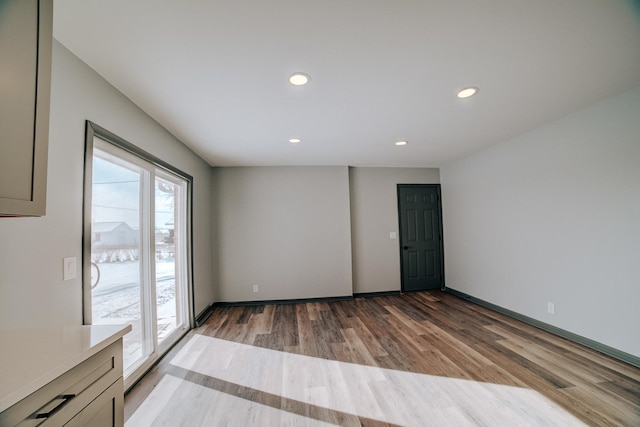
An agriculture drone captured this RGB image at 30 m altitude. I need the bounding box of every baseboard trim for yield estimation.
[195,304,215,326]
[353,290,402,298]
[214,295,354,307]
[446,288,640,369]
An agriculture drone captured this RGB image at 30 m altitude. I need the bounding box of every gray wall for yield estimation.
[440,87,640,358]
[0,41,215,327]
[212,166,353,301]
[349,167,440,293]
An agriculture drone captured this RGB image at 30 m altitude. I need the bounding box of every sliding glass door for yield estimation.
[84,123,192,388]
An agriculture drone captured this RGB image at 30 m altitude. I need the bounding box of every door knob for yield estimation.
[403,246,409,250]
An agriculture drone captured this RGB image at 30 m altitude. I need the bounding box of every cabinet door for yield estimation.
[64,379,124,427]
[0,0,52,216]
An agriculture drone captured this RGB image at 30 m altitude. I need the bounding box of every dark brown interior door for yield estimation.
[398,184,444,292]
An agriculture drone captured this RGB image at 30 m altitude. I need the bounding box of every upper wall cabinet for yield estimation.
[0,0,53,216]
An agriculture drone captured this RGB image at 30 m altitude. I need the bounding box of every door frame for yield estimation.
[396,184,446,293]
[82,121,195,389]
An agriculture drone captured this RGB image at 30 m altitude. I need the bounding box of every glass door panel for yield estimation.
[155,172,189,348]
[90,148,151,375]
[155,175,177,344]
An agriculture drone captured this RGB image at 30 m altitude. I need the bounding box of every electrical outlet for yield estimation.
[253,285,259,293]
[547,302,555,315]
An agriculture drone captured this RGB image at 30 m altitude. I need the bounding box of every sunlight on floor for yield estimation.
[127,375,340,426]
[127,333,587,426]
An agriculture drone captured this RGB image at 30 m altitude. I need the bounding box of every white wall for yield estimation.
[441,87,640,358]
[349,167,440,293]
[0,41,214,327]
[212,166,353,302]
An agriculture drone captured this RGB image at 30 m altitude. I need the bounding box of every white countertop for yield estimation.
[0,324,131,412]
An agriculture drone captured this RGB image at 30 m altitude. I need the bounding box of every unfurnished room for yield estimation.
[1,0,639,426]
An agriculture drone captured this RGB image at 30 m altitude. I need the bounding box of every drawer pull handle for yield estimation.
[35,394,76,419]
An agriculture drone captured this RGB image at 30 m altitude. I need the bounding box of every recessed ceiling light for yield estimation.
[395,141,408,146]
[289,73,310,86]
[457,87,479,99]
[289,138,301,144]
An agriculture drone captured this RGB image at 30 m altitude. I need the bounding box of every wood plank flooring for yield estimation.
[125,292,640,426]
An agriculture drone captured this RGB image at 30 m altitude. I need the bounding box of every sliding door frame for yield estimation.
[82,121,195,365]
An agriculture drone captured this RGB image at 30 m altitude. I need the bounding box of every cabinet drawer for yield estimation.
[64,378,123,427]
[0,340,122,427]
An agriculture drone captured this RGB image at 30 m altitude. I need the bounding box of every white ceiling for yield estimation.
[53,0,640,167]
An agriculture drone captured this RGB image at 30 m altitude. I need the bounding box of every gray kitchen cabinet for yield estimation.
[0,339,125,427]
[0,0,53,216]
[0,325,131,427]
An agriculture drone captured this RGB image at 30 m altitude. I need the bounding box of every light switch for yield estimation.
[390,232,397,240]
[63,257,77,281]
